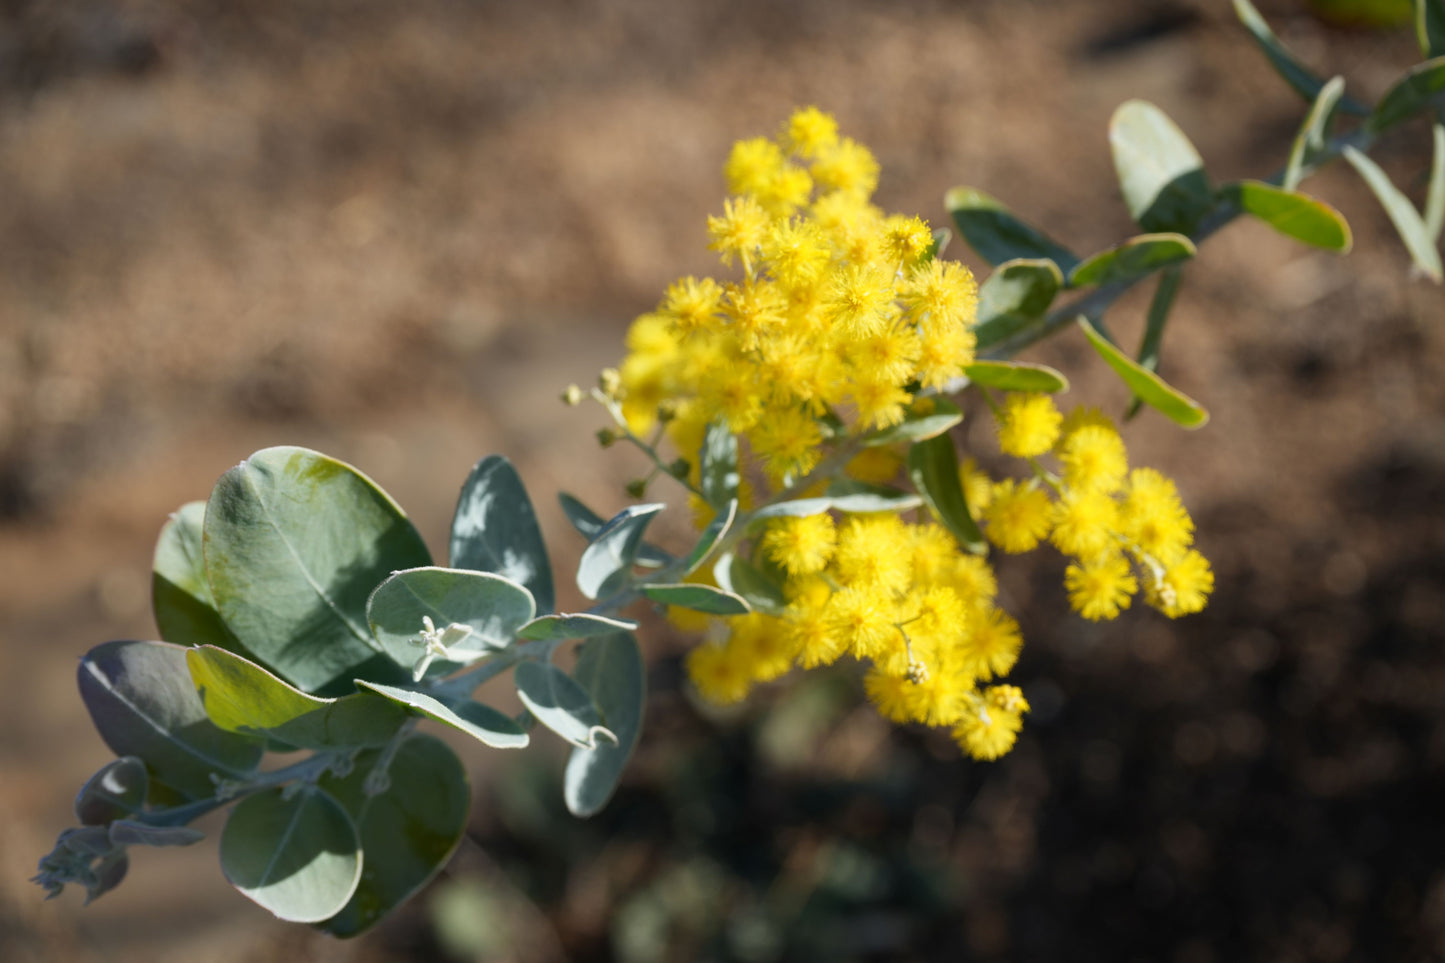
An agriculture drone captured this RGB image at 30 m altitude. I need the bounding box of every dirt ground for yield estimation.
[1,1,1442,960]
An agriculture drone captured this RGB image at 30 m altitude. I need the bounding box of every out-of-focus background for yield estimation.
[1,0,1442,960]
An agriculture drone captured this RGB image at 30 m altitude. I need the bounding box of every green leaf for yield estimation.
[972,258,1064,350]
[700,419,739,509]
[317,734,470,938]
[641,583,750,615]
[1342,146,1444,282]
[1069,233,1196,287]
[1426,124,1445,242]
[944,187,1079,272]
[681,498,737,576]
[367,567,536,672]
[1109,101,1213,235]
[576,504,666,600]
[1420,0,1445,57]
[187,645,410,750]
[514,661,615,750]
[565,632,645,817]
[1233,0,1369,114]
[152,502,247,655]
[962,361,1070,394]
[74,758,148,826]
[450,456,554,615]
[356,680,528,749]
[713,553,788,615]
[1368,57,1445,136]
[517,612,639,643]
[558,493,671,567]
[863,398,964,446]
[220,787,361,924]
[202,447,430,695]
[1224,180,1352,252]
[1285,76,1346,191]
[907,435,987,555]
[77,640,263,801]
[1078,316,1210,428]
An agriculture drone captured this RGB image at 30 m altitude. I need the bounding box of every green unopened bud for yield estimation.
[625,478,648,499]
[657,399,679,423]
[596,428,618,448]
[599,368,623,399]
[668,458,691,479]
[561,384,585,406]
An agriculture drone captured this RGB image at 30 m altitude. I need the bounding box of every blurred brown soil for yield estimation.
[0,1,1441,961]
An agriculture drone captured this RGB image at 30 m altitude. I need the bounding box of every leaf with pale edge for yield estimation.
[450,455,554,614]
[1078,317,1209,428]
[565,632,645,817]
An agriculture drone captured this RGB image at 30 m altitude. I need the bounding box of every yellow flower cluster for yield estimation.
[604,109,1212,764]
[978,395,1214,621]
[617,107,979,489]
[687,510,1030,760]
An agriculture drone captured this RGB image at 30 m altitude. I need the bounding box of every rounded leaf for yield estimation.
[514,661,615,749]
[356,680,529,749]
[152,502,247,654]
[450,456,554,615]
[187,645,410,750]
[640,584,750,615]
[945,187,1079,272]
[517,612,639,643]
[565,632,645,817]
[78,640,263,801]
[576,504,666,600]
[74,757,149,826]
[1109,101,1212,235]
[1078,316,1209,428]
[367,567,537,669]
[203,446,430,695]
[1223,181,1351,253]
[963,361,1069,394]
[317,734,470,938]
[1069,233,1196,287]
[220,787,362,923]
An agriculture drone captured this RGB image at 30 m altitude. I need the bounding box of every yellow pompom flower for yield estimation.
[914,319,976,390]
[946,554,998,606]
[908,525,960,586]
[783,106,840,158]
[982,479,1053,553]
[725,137,785,198]
[851,377,913,430]
[661,276,724,336]
[1148,549,1214,617]
[811,136,880,197]
[1064,554,1138,621]
[761,513,837,576]
[854,320,922,387]
[707,196,770,268]
[1059,424,1128,494]
[900,259,979,329]
[761,218,831,291]
[751,406,825,483]
[827,585,898,661]
[864,667,917,724]
[728,614,799,683]
[1121,468,1195,562]
[686,641,752,705]
[1050,489,1120,560]
[960,605,1022,680]
[882,215,934,267]
[825,262,893,337]
[756,164,814,216]
[834,514,913,594]
[954,685,1029,761]
[996,392,1063,458]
